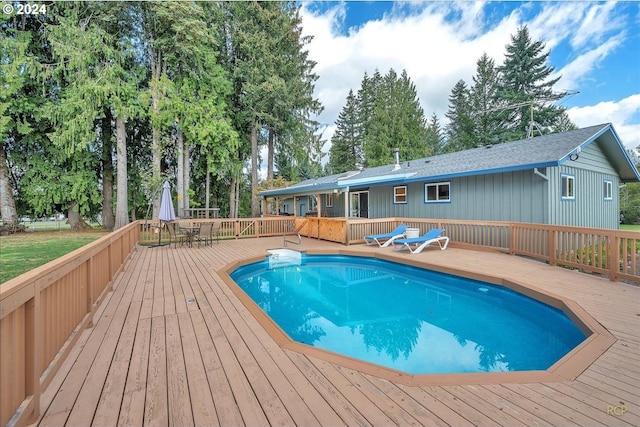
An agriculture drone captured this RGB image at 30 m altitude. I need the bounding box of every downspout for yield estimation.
[533,168,550,225]
[534,168,549,181]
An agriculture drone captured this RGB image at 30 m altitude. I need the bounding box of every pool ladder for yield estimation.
[284,221,302,247]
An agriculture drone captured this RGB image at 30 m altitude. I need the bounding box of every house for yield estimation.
[260,124,640,229]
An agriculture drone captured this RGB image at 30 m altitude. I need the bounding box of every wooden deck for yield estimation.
[31,237,639,427]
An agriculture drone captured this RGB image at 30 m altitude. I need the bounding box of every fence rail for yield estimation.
[0,222,139,427]
[346,218,639,283]
[1,216,639,425]
[139,217,297,244]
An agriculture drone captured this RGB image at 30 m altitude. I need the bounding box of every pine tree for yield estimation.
[425,113,444,155]
[357,70,382,162]
[469,53,504,146]
[43,2,142,229]
[444,80,475,152]
[497,25,565,140]
[364,69,428,166]
[329,90,363,173]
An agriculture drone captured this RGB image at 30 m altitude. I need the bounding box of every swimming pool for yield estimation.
[230,253,587,375]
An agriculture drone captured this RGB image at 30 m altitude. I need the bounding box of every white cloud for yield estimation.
[552,34,624,91]
[568,94,640,150]
[300,1,637,154]
[301,2,522,143]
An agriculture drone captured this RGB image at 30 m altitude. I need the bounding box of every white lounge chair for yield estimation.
[364,225,409,247]
[392,228,449,254]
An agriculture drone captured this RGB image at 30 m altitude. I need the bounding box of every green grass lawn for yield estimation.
[0,230,107,284]
[620,224,640,231]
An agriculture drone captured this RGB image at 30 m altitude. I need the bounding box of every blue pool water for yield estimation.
[230,255,586,374]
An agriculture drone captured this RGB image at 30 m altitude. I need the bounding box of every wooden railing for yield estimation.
[0,222,139,427]
[3,217,636,425]
[139,217,297,244]
[347,218,640,283]
[295,217,347,244]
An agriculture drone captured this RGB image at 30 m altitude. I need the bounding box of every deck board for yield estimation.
[31,237,640,427]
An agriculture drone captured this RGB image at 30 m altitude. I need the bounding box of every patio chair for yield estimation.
[392,228,449,254]
[364,225,408,247]
[195,222,221,246]
[165,221,187,247]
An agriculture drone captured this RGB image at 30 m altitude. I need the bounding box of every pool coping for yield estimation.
[218,248,617,386]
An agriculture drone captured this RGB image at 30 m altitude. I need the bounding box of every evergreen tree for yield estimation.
[364,69,428,166]
[0,13,34,226]
[328,90,363,173]
[42,2,143,229]
[357,70,381,163]
[469,53,504,146]
[497,25,565,140]
[425,113,444,155]
[444,80,475,152]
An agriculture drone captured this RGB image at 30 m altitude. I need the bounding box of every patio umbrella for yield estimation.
[152,180,175,247]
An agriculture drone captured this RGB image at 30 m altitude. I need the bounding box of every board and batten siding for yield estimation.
[369,169,548,223]
[548,141,619,229]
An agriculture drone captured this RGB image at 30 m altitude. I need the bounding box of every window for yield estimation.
[425,182,450,203]
[394,186,407,204]
[561,174,575,199]
[604,180,613,200]
[326,194,334,207]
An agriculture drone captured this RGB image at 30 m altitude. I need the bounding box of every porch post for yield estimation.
[344,188,350,244]
[317,194,322,218]
[293,196,297,217]
[344,188,349,219]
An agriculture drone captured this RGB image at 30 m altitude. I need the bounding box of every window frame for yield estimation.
[393,186,408,204]
[561,174,575,200]
[326,193,334,207]
[603,180,613,201]
[424,182,451,203]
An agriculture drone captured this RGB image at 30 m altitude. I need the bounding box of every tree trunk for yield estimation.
[251,120,260,217]
[229,175,237,218]
[267,128,274,180]
[114,116,129,230]
[177,126,185,217]
[0,146,18,226]
[150,48,164,219]
[151,111,162,218]
[183,137,190,216]
[205,162,210,217]
[67,200,91,231]
[101,109,115,230]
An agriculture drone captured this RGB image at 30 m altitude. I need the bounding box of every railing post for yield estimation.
[86,257,95,328]
[610,233,620,282]
[25,290,41,424]
[548,228,556,266]
[509,223,515,255]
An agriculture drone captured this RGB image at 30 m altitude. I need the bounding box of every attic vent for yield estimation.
[485,145,492,149]
[425,160,430,164]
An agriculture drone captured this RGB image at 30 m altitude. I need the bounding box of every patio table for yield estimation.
[179,225,200,248]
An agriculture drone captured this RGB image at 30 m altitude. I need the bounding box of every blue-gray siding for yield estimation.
[274,136,623,229]
[548,142,619,228]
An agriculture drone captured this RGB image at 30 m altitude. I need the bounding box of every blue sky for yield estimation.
[299,1,640,154]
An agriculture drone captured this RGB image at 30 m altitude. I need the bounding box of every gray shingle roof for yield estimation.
[261,123,639,197]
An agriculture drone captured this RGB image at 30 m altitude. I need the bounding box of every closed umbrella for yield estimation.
[152,181,175,247]
[159,181,176,222]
